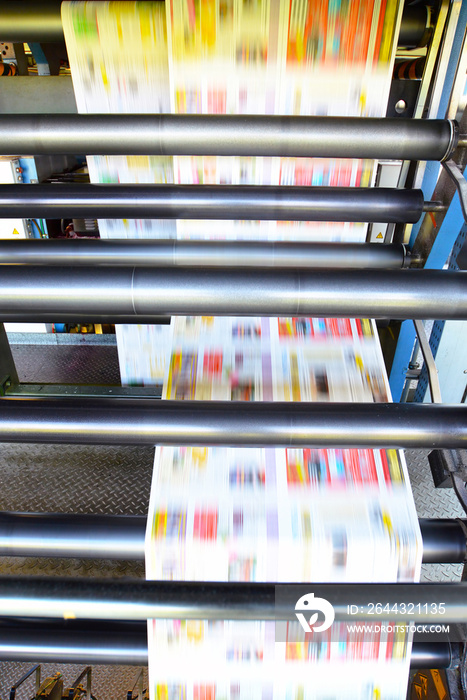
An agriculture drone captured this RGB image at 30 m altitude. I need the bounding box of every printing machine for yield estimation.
[0,1,466,698]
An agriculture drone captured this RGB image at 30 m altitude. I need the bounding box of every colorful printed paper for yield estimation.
[61,4,422,698]
[62,0,402,385]
[145,316,422,699]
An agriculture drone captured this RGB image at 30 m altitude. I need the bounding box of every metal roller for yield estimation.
[419,519,467,563]
[0,114,458,161]
[0,314,172,324]
[0,184,424,223]
[0,266,465,320]
[0,513,146,560]
[0,398,465,449]
[0,619,453,668]
[0,1,436,48]
[0,240,407,269]
[0,577,465,622]
[398,5,432,49]
[0,621,149,666]
[0,512,464,563]
[0,1,64,43]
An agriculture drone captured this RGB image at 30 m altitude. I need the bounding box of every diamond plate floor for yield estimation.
[0,345,465,693]
[0,444,154,577]
[0,441,153,695]
[0,446,463,695]
[10,343,121,385]
[0,662,147,700]
[0,342,150,694]
[404,449,465,582]
[0,444,154,700]
[0,443,153,516]
[0,442,154,578]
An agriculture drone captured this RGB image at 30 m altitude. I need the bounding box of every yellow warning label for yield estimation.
[419,675,428,697]
[12,228,20,235]
[431,670,446,699]
[376,232,383,239]
[413,684,422,700]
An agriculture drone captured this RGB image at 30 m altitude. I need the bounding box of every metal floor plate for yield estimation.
[0,446,464,695]
[0,441,152,697]
[0,662,148,700]
[0,443,154,516]
[405,448,465,582]
[10,342,121,385]
[0,345,465,692]
[0,442,151,576]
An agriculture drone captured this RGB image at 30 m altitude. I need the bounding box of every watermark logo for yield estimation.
[295,592,335,633]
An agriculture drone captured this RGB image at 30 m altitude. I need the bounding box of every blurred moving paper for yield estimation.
[61,0,402,386]
[61,0,398,245]
[62,4,422,698]
[145,315,422,699]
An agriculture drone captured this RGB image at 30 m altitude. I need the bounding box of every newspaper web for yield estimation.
[62,2,421,698]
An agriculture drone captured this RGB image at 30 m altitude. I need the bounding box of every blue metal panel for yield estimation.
[450,221,467,267]
[424,168,467,270]
[399,192,466,402]
[28,43,50,76]
[408,161,441,248]
[18,157,38,185]
[408,0,467,249]
[390,0,467,400]
[413,319,445,402]
[17,158,48,239]
[389,197,466,400]
[389,321,417,400]
[390,207,466,402]
[436,1,467,122]
[414,222,467,402]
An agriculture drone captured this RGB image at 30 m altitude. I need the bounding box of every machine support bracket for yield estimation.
[413,319,442,403]
[442,159,467,224]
